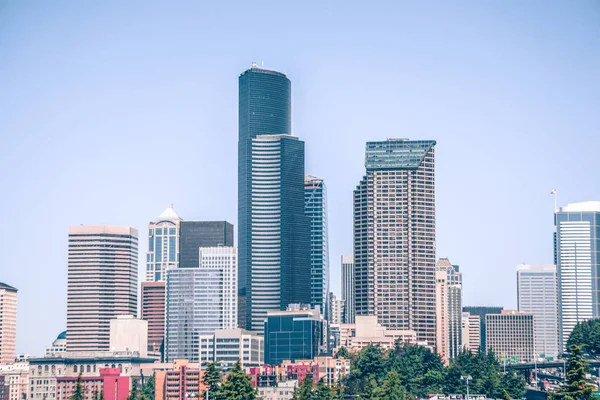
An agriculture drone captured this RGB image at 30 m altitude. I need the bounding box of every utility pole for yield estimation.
[461,375,472,400]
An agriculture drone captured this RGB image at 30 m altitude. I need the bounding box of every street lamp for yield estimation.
[461,375,472,400]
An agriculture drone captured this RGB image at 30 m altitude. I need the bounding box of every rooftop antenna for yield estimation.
[550,189,557,212]
[251,61,257,68]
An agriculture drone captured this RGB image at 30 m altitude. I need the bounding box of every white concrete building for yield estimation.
[486,310,534,363]
[45,332,67,357]
[461,312,481,352]
[338,315,419,352]
[517,264,559,358]
[198,328,263,370]
[257,380,296,400]
[328,293,344,325]
[0,283,17,364]
[0,362,29,400]
[110,315,148,357]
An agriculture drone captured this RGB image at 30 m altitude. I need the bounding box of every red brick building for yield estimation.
[141,282,166,355]
[56,368,129,400]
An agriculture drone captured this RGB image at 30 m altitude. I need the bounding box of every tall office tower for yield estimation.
[435,258,462,363]
[146,205,181,282]
[305,175,329,314]
[165,247,237,361]
[66,226,138,352]
[555,201,600,348]
[517,264,559,359]
[341,255,355,324]
[462,306,503,352]
[0,283,17,363]
[179,221,234,268]
[141,281,166,355]
[241,133,311,331]
[238,64,292,330]
[328,292,345,325]
[486,310,535,363]
[461,312,481,352]
[354,139,436,345]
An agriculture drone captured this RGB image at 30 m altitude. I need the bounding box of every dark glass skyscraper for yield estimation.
[179,221,234,268]
[238,65,310,331]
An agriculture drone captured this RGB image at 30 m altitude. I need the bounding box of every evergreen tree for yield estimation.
[336,347,351,359]
[218,361,257,400]
[141,374,155,400]
[292,372,316,400]
[70,373,85,400]
[127,377,140,400]
[315,378,334,400]
[373,370,409,400]
[552,345,595,400]
[202,361,223,400]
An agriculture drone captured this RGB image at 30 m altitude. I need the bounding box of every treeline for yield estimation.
[567,319,600,355]
[293,343,526,400]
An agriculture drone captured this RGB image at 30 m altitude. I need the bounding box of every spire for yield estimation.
[158,204,181,221]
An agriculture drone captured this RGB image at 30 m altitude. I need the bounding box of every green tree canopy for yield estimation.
[552,345,595,400]
[218,361,257,400]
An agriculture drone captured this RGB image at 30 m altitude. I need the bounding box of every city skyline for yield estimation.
[1,1,599,354]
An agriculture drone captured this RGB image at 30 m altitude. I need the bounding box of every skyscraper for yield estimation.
[66,226,138,352]
[146,205,182,282]
[241,133,311,331]
[341,255,355,324]
[461,312,481,352]
[179,221,234,268]
[305,175,329,314]
[0,283,17,363]
[141,281,166,356]
[165,247,237,361]
[555,201,600,348]
[462,306,503,352]
[238,64,292,330]
[435,258,462,363]
[517,264,559,359]
[354,139,436,345]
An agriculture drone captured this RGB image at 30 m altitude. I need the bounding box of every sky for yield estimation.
[1,1,599,355]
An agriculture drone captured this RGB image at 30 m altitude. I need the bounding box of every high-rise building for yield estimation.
[165,247,237,361]
[66,226,138,352]
[264,308,325,365]
[328,293,344,325]
[0,283,17,364]
[140,282,166,355]
[435,258,462,363]
[240,133,311,331]
[146,205,181,282]
[461,312,481,352]
[354,139,436,345]
[238,65,301,331]
[462,306,503,352]
[341,255,355,324]
[486,310,535,363]
[517,264,559,359]
[555,201,600,348]
[179,221,234,268]
[305,175,329,317]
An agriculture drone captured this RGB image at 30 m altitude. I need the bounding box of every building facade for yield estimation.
[461,312,481,352]
[337,316,419,353]
[45,332,67,357]
[66,226,138,352]
[354,139,437,345]
[146,205,181,282]
[435,258,462,363]
[328,293,344,325]
[462,306,503,352]
[238,65,292,331]
[264,309,325,365]
[486,310,534,363]
[0,283,17,364]
[165,247,237,362]
[56,368,129,400]
[242,133,311,331]
[179,221,234,269]
[517,264,559,359]
[305,176,329,317]
[140,282,166,356]
[0,363,29,400]
[154,360,203,400]
[555,201,600,348]
[198,328,263,370]
[341,256,355,324]
[109,315,148,357]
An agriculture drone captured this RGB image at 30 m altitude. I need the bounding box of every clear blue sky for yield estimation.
[1,1,598,355]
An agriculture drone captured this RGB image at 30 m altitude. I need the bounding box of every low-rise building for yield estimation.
[257,380,296,400]
[198,328,263,370]
[0,362,29,400]
[56,368,129,400]
[486,310,534,363]
[153,360,203,400]
[338,316,418,352]
[28,351,154,400]
[110,315,148,357]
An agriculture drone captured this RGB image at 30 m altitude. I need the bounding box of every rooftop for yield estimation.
[0,282,17,292]
[158,204,181,221]
[560,201,600,213]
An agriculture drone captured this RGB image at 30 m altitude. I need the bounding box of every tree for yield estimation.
[293,372,316,400]
[70,373,85,400]
[218,361,257,400]
[127,378,140,400]
[315,378,335,400]
[141,374,155,400]
[201,361,222,400]
[552,345,595,400]
[373,370,409,400]
[336,347,351,359]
